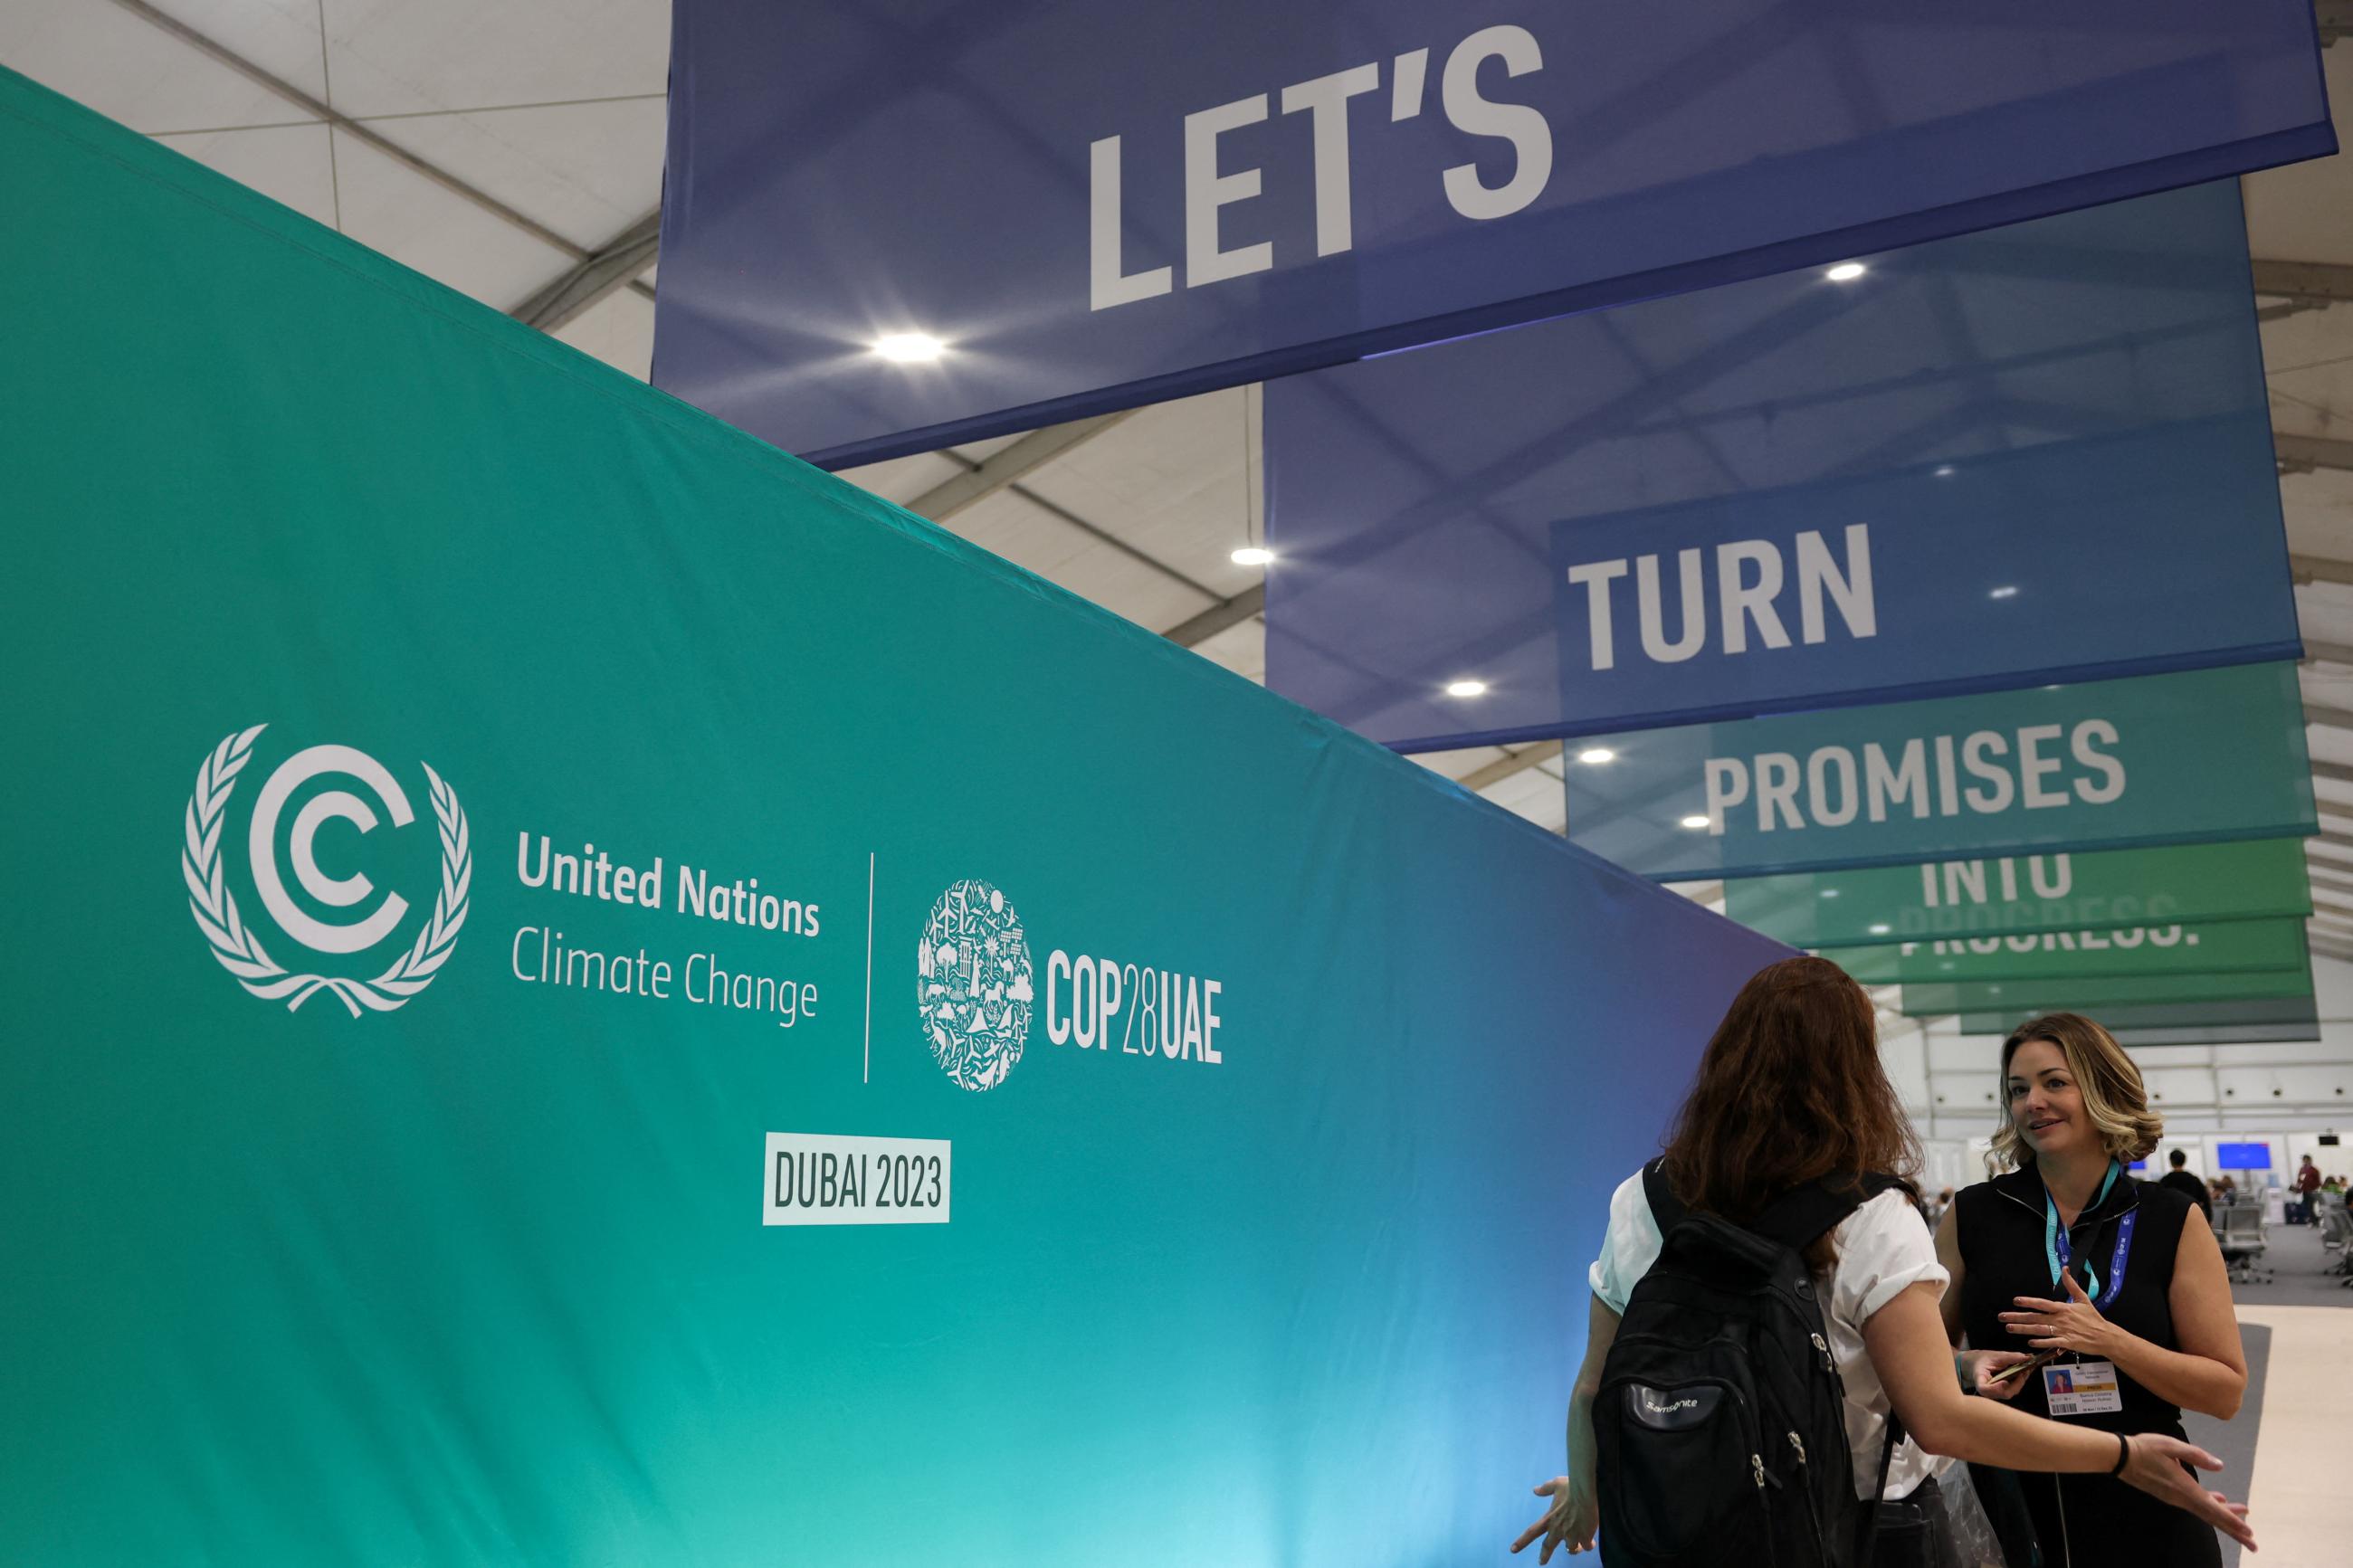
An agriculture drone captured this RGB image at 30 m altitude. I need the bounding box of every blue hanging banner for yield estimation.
[653,1,2331,468]
[1262,182,2299,749]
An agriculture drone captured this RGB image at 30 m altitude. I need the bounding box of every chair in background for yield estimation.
[2216,1201,2272,1287]
[2319,1195,2353,1283]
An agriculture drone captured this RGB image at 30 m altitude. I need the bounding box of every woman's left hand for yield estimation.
[1999,1269,2118,1355]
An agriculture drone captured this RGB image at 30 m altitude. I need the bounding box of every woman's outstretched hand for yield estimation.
[2118,1433,2257,1552]
[1510,1476,1598,1562]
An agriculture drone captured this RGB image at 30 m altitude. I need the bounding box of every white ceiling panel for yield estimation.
[2280,468,2353,562]
[320,0,669,119]
[157,0,328,101]
[2243,47,2353,268]
[947,491,1215,636]
[548,283,656,381]
[1189,616,1265,684]
[329,125,571,309]
[1019,388,1259,601]
[152,120,338,227]
[0,0,310,133]
[356,96,667,251]
[1412,746,1513,782]
[837,451,965,508]
[2262,300,2353,445]
[2298,582,2353,650]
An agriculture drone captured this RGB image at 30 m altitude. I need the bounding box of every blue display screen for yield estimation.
[2217,1142,2273,1170]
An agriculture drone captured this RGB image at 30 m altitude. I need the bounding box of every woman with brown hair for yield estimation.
[1937,1012,2248,1567]
[1512,960,2253,1565]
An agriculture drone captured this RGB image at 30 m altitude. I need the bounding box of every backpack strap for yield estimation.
[1747,1172,1905,1252]
[1857,1409,1906,1565]
[1640,1158,1688,1232]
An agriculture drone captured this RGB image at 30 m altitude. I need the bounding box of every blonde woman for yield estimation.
[1935,1013,2248,1567]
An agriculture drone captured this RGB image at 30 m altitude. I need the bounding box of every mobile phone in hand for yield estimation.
[1989,1348,2060,1385]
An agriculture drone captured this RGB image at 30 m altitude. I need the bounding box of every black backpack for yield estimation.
[1595,1160,1905,1568]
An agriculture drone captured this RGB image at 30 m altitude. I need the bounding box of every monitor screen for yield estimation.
[2217,1142,2272,1170]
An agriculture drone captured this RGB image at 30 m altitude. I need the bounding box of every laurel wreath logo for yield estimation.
[182,726,472,1016]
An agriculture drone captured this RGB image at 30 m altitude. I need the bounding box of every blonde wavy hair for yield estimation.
[1987,1012,2163,1174]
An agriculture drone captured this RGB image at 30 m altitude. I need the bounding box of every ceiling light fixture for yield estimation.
[1825,261,1868,282]
[1868,923,1891,936]
[1680,813,1711,830]
[1444,679,1489,698]
[1989,585,2020,600]
[1231,546,1275,566]
[872,333,947,363]
[1933,464,1957,479]
[1577,746,1615,765]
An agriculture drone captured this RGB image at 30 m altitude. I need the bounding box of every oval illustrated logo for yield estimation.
[182,726,471,1016]
[916,879,1034,1091]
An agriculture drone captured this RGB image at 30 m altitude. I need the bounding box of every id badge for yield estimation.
[2042,1359,2124,1417]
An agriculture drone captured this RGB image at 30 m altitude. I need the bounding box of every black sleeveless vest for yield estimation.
[1955,1164,2196,1436]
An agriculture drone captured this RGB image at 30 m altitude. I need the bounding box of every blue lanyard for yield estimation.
[2043,1161,2136,1308]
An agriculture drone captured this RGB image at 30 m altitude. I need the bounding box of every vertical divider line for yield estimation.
[863,851,875,1083]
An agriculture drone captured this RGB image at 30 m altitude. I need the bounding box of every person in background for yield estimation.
[1512,961,2252,1564]
[2158,1149,2213,1225]
[2296,1155,2322,1225]
[1935,1013,2248,1567]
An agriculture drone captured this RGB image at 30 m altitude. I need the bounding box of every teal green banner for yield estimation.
[0,69,1792,1566]
[1901,963,2313,1016]
[1565,663,2315,879]
[1724,838,2313,946]
[1958,997,2322,1045]
[1824,916,2306,984]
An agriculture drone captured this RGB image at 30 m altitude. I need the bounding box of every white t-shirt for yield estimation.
[1587,1170,1949,1501]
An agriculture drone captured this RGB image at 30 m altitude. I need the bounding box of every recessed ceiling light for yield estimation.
[1825,261,1868,282]
[1819,889,1841,898]
[1577,746,1616,765]
[1989,585,2020,600]
[872,333,947,363]
[1868,923,1891,936]
[1680,813,1711,830]
[1231,546,1275,566]
[1444,679,1489,698]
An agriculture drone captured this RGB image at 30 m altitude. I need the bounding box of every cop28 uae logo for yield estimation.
[181,726,472,1016]
[916,879,1034,1091]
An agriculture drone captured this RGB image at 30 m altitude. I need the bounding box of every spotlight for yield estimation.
[872,333,946,363]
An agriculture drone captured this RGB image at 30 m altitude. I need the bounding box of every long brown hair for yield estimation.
[1661,956,1920,1227]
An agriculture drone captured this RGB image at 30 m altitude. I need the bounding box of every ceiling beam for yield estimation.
[906,413,1136,526]
[2305,702,2353,731]
[1457,742,1565,794]
[510,211,662,331]
[2307,863,2353,894]
[2307,641,2353,670]
[2275,432,2353,474]
[1161,584,1264,649]
[2252,257,2353,302]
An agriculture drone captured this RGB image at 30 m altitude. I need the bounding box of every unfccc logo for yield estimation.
[916,879,1034,1091]
[181,725,471,1016]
